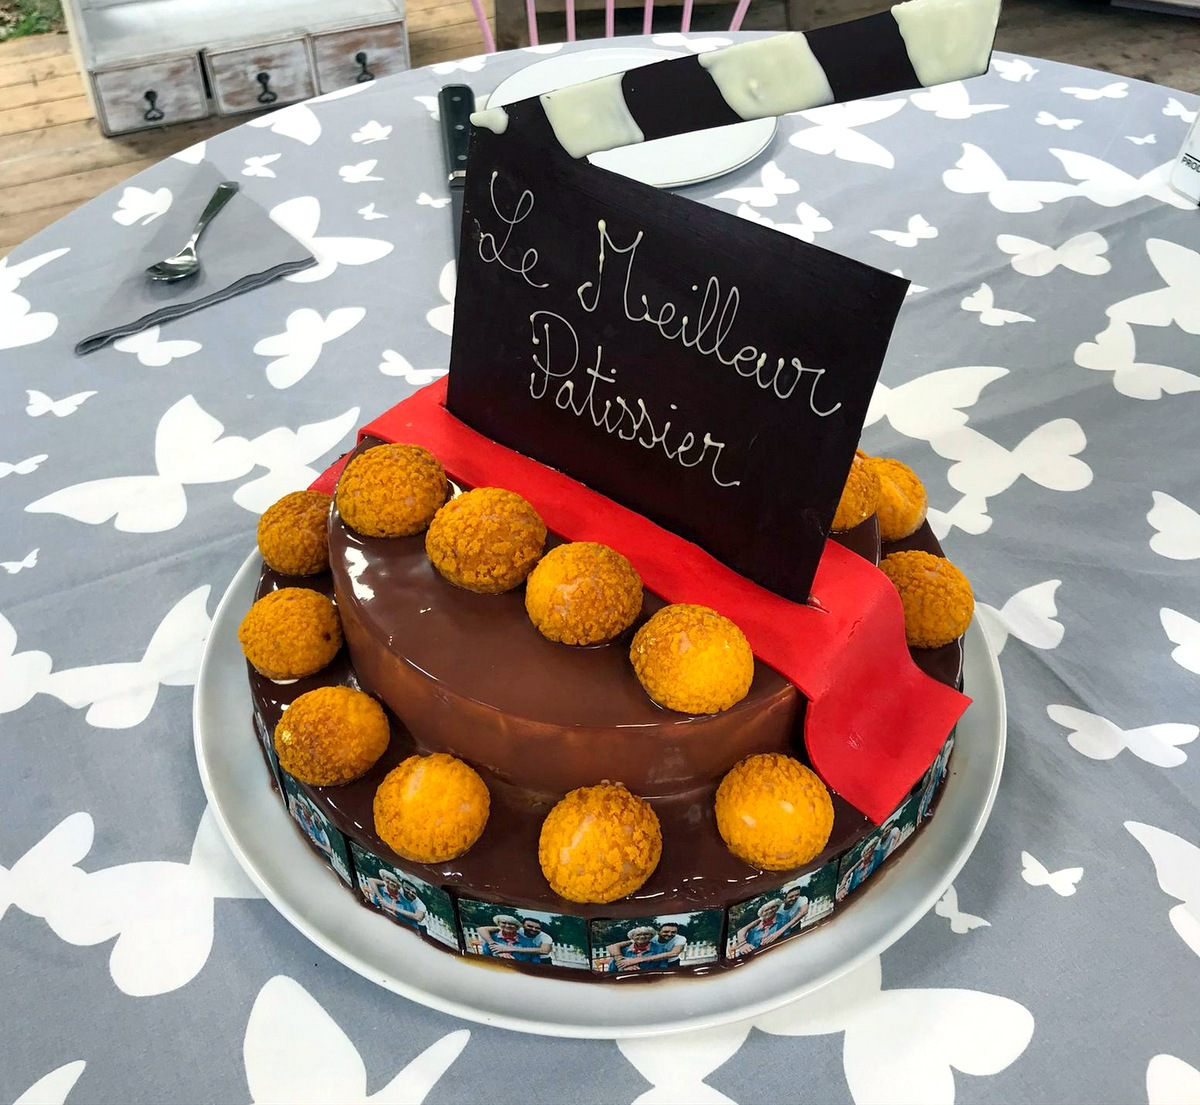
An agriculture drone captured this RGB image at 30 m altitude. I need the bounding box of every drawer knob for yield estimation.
[256,72,278,104]
[143,89,165,122]
[355,51,375,83]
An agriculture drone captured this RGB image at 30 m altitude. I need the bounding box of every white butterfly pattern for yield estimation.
[1050,150,1192,210]
[171,141,206,164]
[1074,319,1200,401]
[1035,111,1082,131]
[977,580,1064,656]
[12,1061,86,1105]
[243,154,282,178]
[253,307,367,390]
[339,159,383,184]
[997,231,1109,277]
[943,144,1077,213]
[1126,133,1156,145]
[417,192,451,210]
[933,421,1092,500]
[790,100,906,169]
[1126,821,1200,958]
[1107,238,1200,333]
[0,612,52,715]
[0,808,260,996]
[1061,81,1128,100]
[715,160,799,207]
[112,186,172,226]
[0,454,48,479]
[911,81,1007,119]
[269,197,394,284]
[413,95,440,122]
[379,350,448,385]
[872,214,937,248]
[1149,492,1200,561]
[1048,705,1197,768]
[927,494,992,539]
[890,269,929,295]
[0,248,69,351]
[1161,608,1200,675]
[26,395,255,533]
[865,365,1007,442]
[1021,851,1082,896]
[247,102,322,145]
[961,283,1033,326]
[358,203,388,221]
[431,55,487,74]
[428,260,455,336]
[1147,1055,1200,1105]
[245,974,469,1104]
[992,57,1037,82]
[934,884,991,934]
[26,389,96,417]
[1164,97,1198,125]
[351,120,392,144]
[2,548,38,575]
[652,32,733,52]
[113,325,202,367]
[736,201,831,243]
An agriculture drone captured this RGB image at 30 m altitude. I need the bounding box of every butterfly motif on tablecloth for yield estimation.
[428,260,455,337]
[1061,81,1128,100]
[253,307,367,389]
[1021,852,1082,896]
[244,975,470,1104]
[927,494,992,539]
[872,214,937,247]
[1149,492,1200,561]
[864,366,1007,443]
[352,121,392,144]
[417,192,451,210]
[26,395,255,533]
[976,580,1063,656]
[0,611,52,715]
[932,421,1092,500]
[789,100,906,169]
[112,186,172,226]
[1047,705,1197,768]
[1074,319,1200,401]
[1147,1055,1200,1105]
[243,154,282,178]
[0,454,48,479]
[1107,239,1200,333]
[248,102,322,145]
[1126,822,1200,959]
[113,326,202,367]
[1161,608,1200,676]
[0,808,259,996]
[736,202,831,243]
[1035,111,1081,131]
[997,231,1109,277]
[233,407,360,513]
[618,955,1034,1105]
[961,283,1033,326]
[1126,134,1157,145]
[2,548,38,575]
[11,1061,87,1105]
[340,160,383,184]
[379,350,448,386]
[934,885,990,934]
[992,57,1037,82]
[431,55,487,74]
[37,587,210,728]
[358,203,388,221]
[0,247,69,351]
[26,389,96,418]
[269,197,394,283]
[172,141,206,164]
[715,161,799,207]
[1164,97,1198,124]
[651,32,733,52]
[1049,150,1192,210]
[943,144,1077,213]
[910,81,1007,120]
[890,269,928,295]
[413,95,440,122]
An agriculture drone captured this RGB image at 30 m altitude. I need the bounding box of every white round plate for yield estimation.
[196,551,1006,1039]
[484,47,778,188]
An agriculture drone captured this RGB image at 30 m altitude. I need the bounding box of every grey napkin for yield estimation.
[76,163,316,355]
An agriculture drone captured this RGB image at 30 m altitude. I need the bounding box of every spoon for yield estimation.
[145,181,239,282]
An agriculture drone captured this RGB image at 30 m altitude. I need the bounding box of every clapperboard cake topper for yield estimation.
[449,0,1001,602]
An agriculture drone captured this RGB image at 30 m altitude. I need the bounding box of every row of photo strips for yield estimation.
[254,709,954,973]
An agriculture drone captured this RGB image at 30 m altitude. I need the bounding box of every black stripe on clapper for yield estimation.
[806,11,922,103]
[621,56,742,143]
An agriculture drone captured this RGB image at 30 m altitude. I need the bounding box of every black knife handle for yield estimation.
[438,84,475,179]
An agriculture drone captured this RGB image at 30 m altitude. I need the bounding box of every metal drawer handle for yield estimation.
[355,51,375,83]
[143,89,164,122]
[256,72,278,104]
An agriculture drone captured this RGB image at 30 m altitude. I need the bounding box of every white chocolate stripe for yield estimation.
[891,0,1001,88]
[698,33,834,121]
[539,73,645,160]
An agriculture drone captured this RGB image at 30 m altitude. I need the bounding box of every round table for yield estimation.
[3,35,1199,1105]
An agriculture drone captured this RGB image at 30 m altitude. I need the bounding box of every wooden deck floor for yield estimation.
[2,0,1198,258]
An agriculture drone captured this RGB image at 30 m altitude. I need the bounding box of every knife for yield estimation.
[438,84,476,256]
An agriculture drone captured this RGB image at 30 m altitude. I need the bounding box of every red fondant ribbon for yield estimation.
[311,379,970,823]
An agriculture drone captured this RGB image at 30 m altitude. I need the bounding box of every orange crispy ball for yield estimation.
[274,686,389,786]
[525,542,643,645]
[538,783,662,903]
[238,588,342,680]
[880,549,974,649]
[865,456,928,541]
[832,452,881,532]
[374,753,490,863]
[257,490,332,576]
[425,487,546,594]
[336,444,447,538]
[630,604,754,714]
[716,754,834,870]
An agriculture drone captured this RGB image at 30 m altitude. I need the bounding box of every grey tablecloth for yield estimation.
[2,36,1199,1105]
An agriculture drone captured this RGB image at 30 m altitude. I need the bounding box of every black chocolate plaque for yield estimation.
[446,125,908,602]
